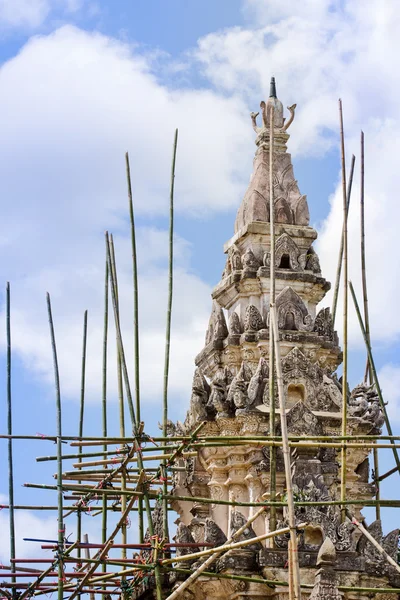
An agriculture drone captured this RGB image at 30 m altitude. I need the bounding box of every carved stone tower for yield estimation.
[169,79,399,600]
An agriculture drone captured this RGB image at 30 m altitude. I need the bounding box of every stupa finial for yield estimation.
[269,76,277,98]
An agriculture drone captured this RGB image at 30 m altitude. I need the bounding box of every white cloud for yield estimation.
[0,24,252,405]
[0,0,50,29]
[377,364,400,424]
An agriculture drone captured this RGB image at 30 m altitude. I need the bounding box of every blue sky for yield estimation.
[1,0,400,561]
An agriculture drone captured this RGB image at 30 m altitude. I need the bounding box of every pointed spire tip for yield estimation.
[269,76,277,98]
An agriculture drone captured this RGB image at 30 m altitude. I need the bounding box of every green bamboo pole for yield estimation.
[77,310,88,561]
[101,240,109,563]
[6,283,16,600]
[125,152,143,544]
[46,293,64,600]
[109,234,127,558]
[331,153,355,325]
[338,99,348,524]
[162,128,178,547]
[349,280,400,474]
[268,104,277,539]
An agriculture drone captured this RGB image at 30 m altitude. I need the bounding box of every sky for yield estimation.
[1,0,400,566]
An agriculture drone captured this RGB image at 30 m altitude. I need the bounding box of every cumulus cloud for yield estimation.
[0,25,253,405]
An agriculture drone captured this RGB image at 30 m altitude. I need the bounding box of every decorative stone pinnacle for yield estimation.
[269,76,277,98]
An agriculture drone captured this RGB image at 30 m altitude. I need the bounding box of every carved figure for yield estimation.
[247,357,269,408]
[189,368,211,423]
[208,368,233,417]
[226,362,250,411]
[349,383,384,429]
[228,311,242,335]
[174,523,200,565]
[230,511,262,551]
[229,245,242,271]
[204,519,227,546]
[313,307,336,343]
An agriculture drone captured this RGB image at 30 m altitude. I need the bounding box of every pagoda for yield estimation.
[166,79,398,599]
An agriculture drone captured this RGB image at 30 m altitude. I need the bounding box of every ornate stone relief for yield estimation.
[313,307,337,343]
[244,305,264,332]
[349,382,384,431]
[275,287,313,331]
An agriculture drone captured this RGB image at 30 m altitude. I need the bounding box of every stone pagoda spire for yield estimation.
[167,79,398,600]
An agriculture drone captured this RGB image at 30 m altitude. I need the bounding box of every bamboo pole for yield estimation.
[331,154,355,325]
[162,521,307,567]
[109,234,127,559]
[359,131,380,519]
[338,99,348,524]
[162,128,178,548]
[270,306,301,600]
[6,283,16,600]
[349,280,400,474]
[347,512,400,574]
[76,310,88,561]
[268,104,277,539]
[46,293,64,600]
[125,152,143,543]
[101,239,109,562]
[83,534,95,600]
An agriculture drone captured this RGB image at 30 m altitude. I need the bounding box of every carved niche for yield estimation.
[275,287,313,332]
[275,232,301,270]
[281,347,341,412]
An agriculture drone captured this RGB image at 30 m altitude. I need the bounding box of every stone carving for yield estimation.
[276,472,353,552]
[228,311,242,335]
[285,402,323,437]
[205,301,228,345]
[275,287,313,331]
[247,358,269,408]
[207,367,233,418]
[229,245,242,271]
[226,362,251,412]
[309,538,342,600]
[349,383,384,430]
[189,368,211,423]
[230,511,262,551]
[235,87,310,233]
[320,374,342,411]
[174,523,200,565]
[275,232,301,270]
[305,247,321,273]
[357,520,400,576]
[244,305,264,332]
[313,307,337,343]
[204,518,227,546]
[241,247,259,274]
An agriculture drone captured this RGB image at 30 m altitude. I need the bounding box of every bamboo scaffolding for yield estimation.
[6,283,16,600]
[163,518,306,600]
[76,309,88,561]
[349,280,400,474]
[46,293,64,600]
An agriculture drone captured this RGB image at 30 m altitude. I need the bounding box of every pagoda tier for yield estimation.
[164,80,398,600]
